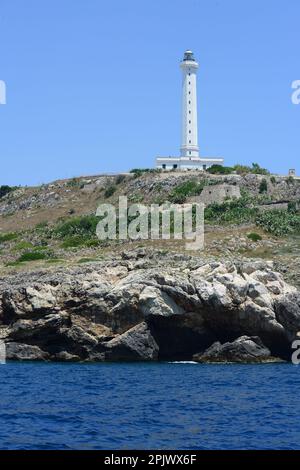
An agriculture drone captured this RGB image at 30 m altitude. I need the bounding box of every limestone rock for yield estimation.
[193,336,281,363]
[104,322,159,361]
[0,252,299,362]
[6,342,49,361]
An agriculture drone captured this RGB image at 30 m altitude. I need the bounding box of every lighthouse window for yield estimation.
[189,140,191,143]
[189,81,191,85]
[189,111,191,114]
[189,130,191,133]
[189,120,191,123]
[188,100,191,104]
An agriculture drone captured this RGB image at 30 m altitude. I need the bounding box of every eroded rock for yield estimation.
[0,252,298,362]
[193,336,282,363]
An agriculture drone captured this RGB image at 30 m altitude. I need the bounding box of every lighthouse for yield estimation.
[156,50,223,170]
[180,50,199,158]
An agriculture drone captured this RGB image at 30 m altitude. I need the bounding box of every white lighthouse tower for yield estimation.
[180,50,199,158]
[156,50,223,170]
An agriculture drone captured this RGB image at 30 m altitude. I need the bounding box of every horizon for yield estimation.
[0,0,299,186]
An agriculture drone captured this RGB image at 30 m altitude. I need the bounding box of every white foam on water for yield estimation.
[167,361,198,364]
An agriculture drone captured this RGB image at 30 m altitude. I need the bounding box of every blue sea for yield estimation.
[0,362,299,450]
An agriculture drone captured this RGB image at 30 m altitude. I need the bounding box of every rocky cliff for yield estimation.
[1,249,299,363]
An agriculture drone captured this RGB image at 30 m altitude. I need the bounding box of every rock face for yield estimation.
[6,342,49,361]
[104,322,159,361]
[0,250,299,362]
[193,336,280,363]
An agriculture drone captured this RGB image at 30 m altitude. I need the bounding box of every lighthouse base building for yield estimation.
[156,51,223,171]
[156,156,223,171]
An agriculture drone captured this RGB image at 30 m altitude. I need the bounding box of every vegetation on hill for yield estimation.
[204,198,257,225]
[259,179,268,193]
[256,210,300,237]
[205,196,300,236]
[0,185,17,199]
[0,168,299,272]
[51,214,102,248]
[0,232,18,243]
[130,168,161,178]
[169,179,216,204]
[208,163,270,176]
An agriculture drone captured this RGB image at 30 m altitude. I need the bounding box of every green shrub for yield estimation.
[255,210,300,236]
[170,180,211,203]
[35,221,48,231]
[270,176,276,185]
[207,165,233,174]
[233,163,269,175]
[0,185,16,199]
[67,178,82,188]
[205,198,256,225]
[130,168,161,178]
[0,232,18,243]
[130,168,152,174]
[18,251,48,262]
[129,194,144,203]
[247,232,262,242]
[115,174,126,185]
[104,185,116,198]
[53,214,102,248]
[53,215,100,238]
[259,179,268,193]
[288,201,298,213]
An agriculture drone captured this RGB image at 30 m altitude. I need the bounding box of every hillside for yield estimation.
[0,169,300,286]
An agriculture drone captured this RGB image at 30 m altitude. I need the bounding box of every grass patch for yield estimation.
[13,241,34,251]
[77,257,100,264]
[61,236,102,249]
[35,221,49,232]
[45,259,65,264]
[5,261,22,267]
[32,244,49,251]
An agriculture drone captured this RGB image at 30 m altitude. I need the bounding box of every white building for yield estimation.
[156,51,223,171]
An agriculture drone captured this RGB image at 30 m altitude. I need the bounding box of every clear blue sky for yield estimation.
[0,0,299,186]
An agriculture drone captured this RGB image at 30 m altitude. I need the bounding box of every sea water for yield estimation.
[0,362,299,450]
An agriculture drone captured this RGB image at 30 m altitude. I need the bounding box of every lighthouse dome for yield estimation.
[183,50,195,61]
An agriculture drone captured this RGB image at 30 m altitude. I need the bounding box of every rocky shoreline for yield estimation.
[0,249,299,363]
